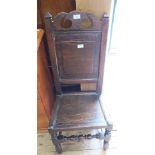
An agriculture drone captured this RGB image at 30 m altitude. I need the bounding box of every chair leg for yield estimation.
[103,124,113,151]
[51,131,62,154]
[54,143,62,154]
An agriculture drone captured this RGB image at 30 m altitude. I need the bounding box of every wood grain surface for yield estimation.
[37,29,55,131]
[50,94,107,131]
[44,11,112,153]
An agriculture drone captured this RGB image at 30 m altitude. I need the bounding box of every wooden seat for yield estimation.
[49,93,107,131]
[44,11,113,154]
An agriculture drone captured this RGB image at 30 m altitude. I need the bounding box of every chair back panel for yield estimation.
[44,11,109,94]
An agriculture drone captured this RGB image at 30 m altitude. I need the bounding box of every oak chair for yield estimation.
[44,11,113,154]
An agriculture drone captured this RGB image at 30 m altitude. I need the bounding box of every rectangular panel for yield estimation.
[56,41,98,79]
[81,83,96,91]
[55,32,101,80]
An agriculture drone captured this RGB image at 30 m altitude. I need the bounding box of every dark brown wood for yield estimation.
[58,78,97,84]
[37,29,55,131]
[56,132,105,142]
[49,93,107,131]
[51,131,62,154]
[44,11,112,153]
[56,42,98,79]
[45,11,109,93]
[44,13,62,94]
[97,14,109,94]
[53,11,102,31]
[104,124,113,150]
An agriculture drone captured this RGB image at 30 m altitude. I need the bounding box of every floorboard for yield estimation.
[38,130,117,155]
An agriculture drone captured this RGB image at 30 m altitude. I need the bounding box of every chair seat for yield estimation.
[49,93,108,131]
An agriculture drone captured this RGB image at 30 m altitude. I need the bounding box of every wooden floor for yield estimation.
[37,130,117,155]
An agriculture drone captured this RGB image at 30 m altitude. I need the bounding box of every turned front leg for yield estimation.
[103,124,113,150]
[51,131,62,154]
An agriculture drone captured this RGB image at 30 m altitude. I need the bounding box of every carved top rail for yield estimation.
[48,11,106,31]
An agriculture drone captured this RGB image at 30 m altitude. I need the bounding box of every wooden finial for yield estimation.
[44,12,52,18]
